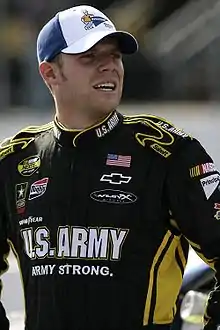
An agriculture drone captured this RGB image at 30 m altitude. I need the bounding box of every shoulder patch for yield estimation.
[123,114,192,158]
[0,122,53,161]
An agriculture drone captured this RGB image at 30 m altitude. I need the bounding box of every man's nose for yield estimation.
[98,55,116,72]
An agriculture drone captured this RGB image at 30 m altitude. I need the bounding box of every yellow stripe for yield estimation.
[0,122,53,150]
[193,167,197,176]
[73,111,115,146]
[187,239,216,269]
[196,165,200,176]
[193,250,215,269]
[55,112,116,147]
[187,239,201,251]
[153,236,183,323]
[123,114,173,125]
[143,231,172,325]
[124,117,175,147]
[177,243,187,269]
[55,111,114,133]
[19,122,53,133]
[0,137,34,150]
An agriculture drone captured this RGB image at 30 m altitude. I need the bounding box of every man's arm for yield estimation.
[0,176,10,330]
[166,139,220,329]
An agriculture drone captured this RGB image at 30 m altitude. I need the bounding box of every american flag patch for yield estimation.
[106,154,131,167]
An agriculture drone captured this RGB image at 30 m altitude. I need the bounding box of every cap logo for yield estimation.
[81,10,108,30]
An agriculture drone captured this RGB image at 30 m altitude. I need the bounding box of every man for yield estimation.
[0,4,219,330]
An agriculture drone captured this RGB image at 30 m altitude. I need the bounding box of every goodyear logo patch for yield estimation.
[18,155,41,176]
[0,145,14,160]
[150,143,171,158]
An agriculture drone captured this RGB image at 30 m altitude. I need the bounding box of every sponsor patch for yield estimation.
[15,182,28,214]
[106,154,131,167]
[150,143,171,158]
[90,189,137,204]
[200,173,220,199]
[190,162,217,178]
[28,177,49,200]
[19,216,43,226]
[100,173,131,185]
[214,210,220,220]
[18,155,41,176]
[214,203,220,210]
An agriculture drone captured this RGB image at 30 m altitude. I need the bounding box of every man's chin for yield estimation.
[94,96,120,112]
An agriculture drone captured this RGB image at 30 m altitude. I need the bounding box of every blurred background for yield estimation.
[1,0,220,329]
[2,0,220,109]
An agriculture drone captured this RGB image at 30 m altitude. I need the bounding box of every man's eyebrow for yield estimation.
[94,45,121,53]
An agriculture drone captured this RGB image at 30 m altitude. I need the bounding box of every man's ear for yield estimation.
[39,61,60,87]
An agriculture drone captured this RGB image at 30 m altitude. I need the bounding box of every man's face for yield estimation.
[54,37,124,116]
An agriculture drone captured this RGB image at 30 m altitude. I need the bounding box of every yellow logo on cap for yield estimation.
[81,10,107,30]
[81,10,93,23]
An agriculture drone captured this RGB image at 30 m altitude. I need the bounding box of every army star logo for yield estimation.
[15,182,28,214]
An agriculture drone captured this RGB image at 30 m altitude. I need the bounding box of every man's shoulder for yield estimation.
[0,121,53,162]
[122,113,193,158]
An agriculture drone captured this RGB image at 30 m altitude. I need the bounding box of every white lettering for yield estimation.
[100,266,110,276]
[19,216,43,226]
[95,113,119,138]
[72,264,81,275]
[157,121,188,137]
[49,264,56,274]
[57,227,70,257]
[202,163,216,174]
[110,229,128,260]
[58,264,112,276]
[21,228,34,258]
[32,264,56,276]
[87,228,108,258]
[200,173,220,199]
[35,228,50,258]
[22,226,129,262]
[71,228,87,257]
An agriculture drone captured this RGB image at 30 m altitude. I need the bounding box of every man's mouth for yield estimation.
[93,82,116,91]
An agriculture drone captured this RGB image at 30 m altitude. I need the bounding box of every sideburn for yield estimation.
[53,54,68,82]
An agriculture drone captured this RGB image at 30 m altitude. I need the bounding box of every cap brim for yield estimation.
[61,30,138,55]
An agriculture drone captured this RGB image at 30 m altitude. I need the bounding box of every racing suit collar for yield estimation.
[53,110,122,147]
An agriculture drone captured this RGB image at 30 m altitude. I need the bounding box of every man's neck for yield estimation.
[55,107,114,131]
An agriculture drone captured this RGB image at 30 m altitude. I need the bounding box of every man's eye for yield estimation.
[112,52,122,59]
[82,53,95,59]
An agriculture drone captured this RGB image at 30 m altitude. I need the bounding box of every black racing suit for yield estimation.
[0,110,220,330]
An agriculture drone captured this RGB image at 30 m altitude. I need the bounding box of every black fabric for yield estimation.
[0,112,220,329]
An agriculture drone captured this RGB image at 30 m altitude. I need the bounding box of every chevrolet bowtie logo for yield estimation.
[100,173,132,185]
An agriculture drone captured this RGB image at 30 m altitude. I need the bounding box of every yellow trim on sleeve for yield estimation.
[143,231,185,325]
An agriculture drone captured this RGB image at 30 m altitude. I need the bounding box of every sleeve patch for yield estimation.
[190,163,217,178]
[200,173,220,199]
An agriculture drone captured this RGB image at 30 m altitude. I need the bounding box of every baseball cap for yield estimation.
[37,5,138,63]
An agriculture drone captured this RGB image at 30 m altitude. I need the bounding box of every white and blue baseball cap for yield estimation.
[37,5,138,63]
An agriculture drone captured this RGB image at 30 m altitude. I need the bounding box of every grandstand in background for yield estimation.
[1,0,220,110]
